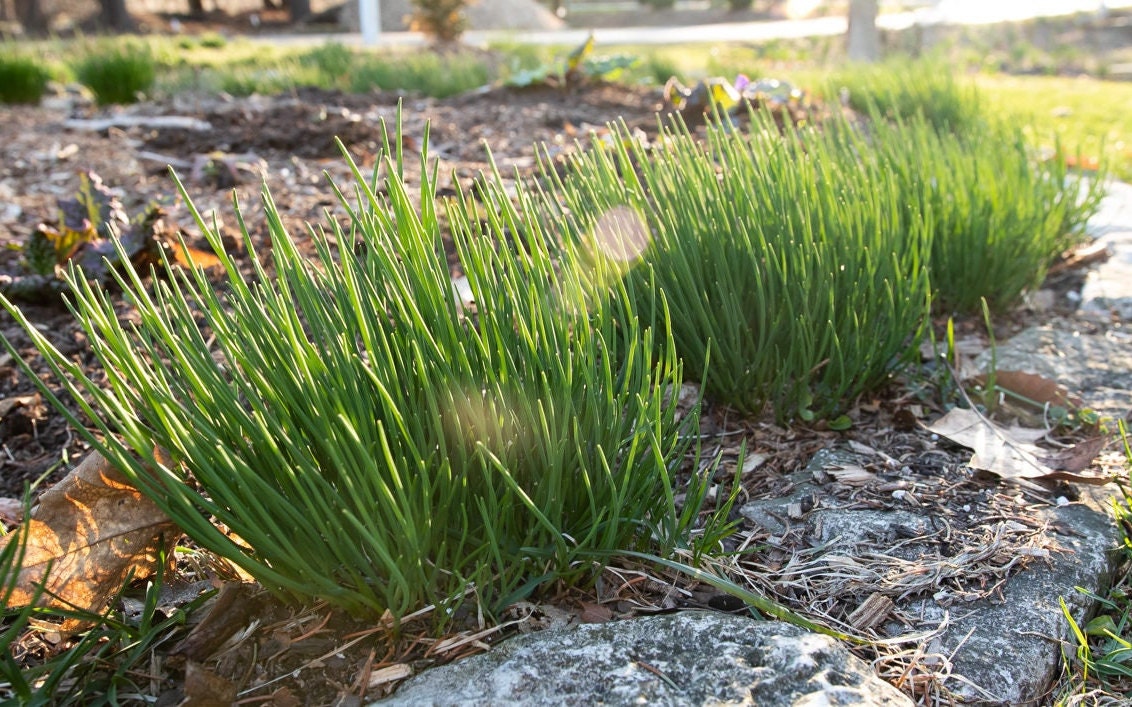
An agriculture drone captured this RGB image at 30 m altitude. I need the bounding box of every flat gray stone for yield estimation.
[744,443,1123,704]
[917,488,1121,703]
[374,611,911,706]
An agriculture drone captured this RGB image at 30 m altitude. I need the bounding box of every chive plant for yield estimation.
[0,121,725,623]
[828,59,985,134]
[542,111,932,421]
[869,113,1105,313]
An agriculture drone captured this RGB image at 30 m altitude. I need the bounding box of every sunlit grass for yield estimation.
[976,73,1132,181]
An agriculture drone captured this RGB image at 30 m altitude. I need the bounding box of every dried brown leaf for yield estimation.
[0,451,180,612]
[184,660,238,705]
[973,370,1083,409]
[1045,436,1108,473]
[0,498,25,527]
[928,408,1115,487]
[576,600,614,624]
[171,242,223,271]
[0,394,37,420]
[741,452,768,475]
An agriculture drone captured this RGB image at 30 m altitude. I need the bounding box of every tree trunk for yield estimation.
[847,0,880,62]
[98,0,136,30]
[287,0,311,21]
[14,0,49,34]
[187,0,206,19]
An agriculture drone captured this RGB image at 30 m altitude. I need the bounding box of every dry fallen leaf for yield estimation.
[1045,436,1109,473]
[0,451,180,613]
[184,660,238,706]
[0,498,25,527]
[171,242,223,271]
[0,394,38,420]
[927,408,1114,488]
[576,599,614,624]
[741,452,769,475]
[971,370,1083,409]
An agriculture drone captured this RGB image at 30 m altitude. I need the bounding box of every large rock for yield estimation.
[375,611,911,706]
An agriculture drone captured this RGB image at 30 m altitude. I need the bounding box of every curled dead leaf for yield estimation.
[927,408,1114,488]
[0,497,25,527]
[0,394,38,420]
[184,660,238,706]
[0,451,180,613]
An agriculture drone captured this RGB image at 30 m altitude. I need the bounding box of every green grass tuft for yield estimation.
[72,41,156,105]
[0,52,50,105]
[348,50,490,98]
[870,113,1105,313]
[543,110,932,421]
[825,59,986,133]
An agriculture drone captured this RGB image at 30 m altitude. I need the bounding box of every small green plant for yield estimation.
[503,35,638,89]
[3,171,180,303]
[0,117,733,625]
[641,51,681,87]
[543,110,932,421]
[0,52,50,104]
[198,32,228,49]
[410,0,468,43]
[72,41,156,105]
[32,172,171,273]
[216,66,300,96]
[302,41,354,88]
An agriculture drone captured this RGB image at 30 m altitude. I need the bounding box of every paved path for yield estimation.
[1082,180,1132,319]
[257,0,1132,48]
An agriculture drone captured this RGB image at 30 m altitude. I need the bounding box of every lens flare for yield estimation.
[591,205,650,264]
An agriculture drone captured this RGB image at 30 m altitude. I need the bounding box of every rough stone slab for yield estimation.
[374,611,912,707]
[743,444,1123,704]
[738,468,816,536]
[911,488,1120,703]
